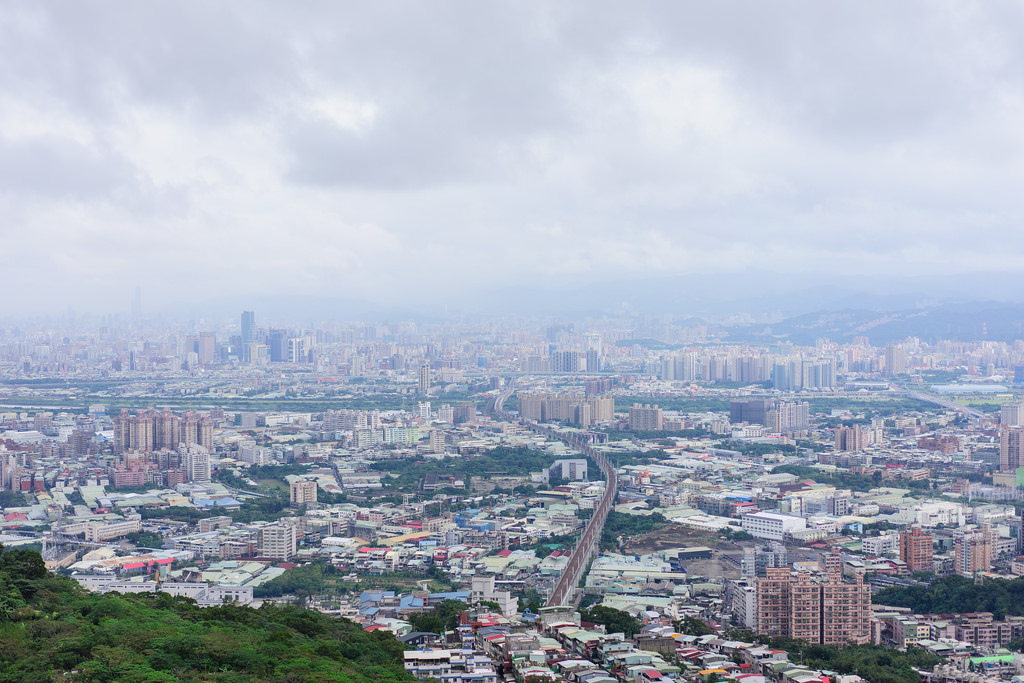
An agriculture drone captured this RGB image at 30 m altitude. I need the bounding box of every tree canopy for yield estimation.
[874,575,1024,619]
[0,544,414,682]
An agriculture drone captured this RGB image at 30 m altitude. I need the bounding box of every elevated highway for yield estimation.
[898,388,987,419]
[491,381,618,607]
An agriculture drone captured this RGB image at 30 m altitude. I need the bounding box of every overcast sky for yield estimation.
[2,2,1024,320]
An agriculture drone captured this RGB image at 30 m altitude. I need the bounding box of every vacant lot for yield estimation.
[622,524,754,580]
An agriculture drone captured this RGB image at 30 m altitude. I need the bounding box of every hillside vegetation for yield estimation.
[0,544,413,683]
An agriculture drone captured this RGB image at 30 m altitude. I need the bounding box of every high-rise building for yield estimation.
[259,523,297,560]
[429,430,446,454]
[900,527,934,573]
[741,542,788,578]
[418,363,431,395]
[755,567,871,645]
[549,350,581,373]
[730,399,773,426]
[1001,403,1024,427]
[1000,427,1024,472]
[884,344,907,376]
[290,480,317,506]
[628,403,663,431]
[516,392,612,426]
[241,310,255,362]
[766,401,810,433]
[181,443,211,484]
[835,425,874,452]
[954,525,995,576]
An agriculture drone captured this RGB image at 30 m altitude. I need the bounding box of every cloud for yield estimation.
[1,1,1024,317]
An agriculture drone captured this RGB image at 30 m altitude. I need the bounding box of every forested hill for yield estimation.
[874,575,1024,620]
[0,544,414,682]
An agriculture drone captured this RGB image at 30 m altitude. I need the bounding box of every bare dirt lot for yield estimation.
[622,524,755,580]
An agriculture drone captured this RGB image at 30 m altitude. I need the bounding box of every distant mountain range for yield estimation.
[718,302,1024,345]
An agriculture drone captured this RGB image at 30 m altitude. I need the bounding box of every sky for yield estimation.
[2,2,1024,320]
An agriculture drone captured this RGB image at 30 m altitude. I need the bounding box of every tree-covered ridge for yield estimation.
[0,545,414,683]
[874,575,1024,619]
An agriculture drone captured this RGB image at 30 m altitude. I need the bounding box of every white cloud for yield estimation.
[1,1,1024,317]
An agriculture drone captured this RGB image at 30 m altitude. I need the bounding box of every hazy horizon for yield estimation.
[3,2,1024,319]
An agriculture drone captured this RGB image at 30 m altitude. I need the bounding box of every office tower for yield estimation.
[1001,403,1024,427]
[954,525,995,576]
[268,329,287,362]
[884,344,907,376]
[900,527,934,573]
[241,310,255,362]
[418,402,431,420]
[628,404,663,431]
[731,399,773,425]
[181,443,211,484]
[1000,427,1024,472]
[418,363,431,394]
[290,480,317,506]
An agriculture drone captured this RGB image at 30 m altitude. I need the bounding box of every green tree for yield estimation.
[675,616,713,636]
[579,605,641,637]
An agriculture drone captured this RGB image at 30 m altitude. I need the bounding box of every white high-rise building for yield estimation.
[259,523,297,560]
[181,443,211,483]
[1001,402,1024,427]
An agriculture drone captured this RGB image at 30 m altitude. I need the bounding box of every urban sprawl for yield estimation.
[5,312,1024,683]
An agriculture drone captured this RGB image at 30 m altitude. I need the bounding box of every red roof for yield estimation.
[363,625,386,632]
[496,549,512,557]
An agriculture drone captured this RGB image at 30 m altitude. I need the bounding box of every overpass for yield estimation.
[898,388,987,419]
[490,380,618,607]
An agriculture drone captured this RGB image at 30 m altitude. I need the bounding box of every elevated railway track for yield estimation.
[490,380,618,607]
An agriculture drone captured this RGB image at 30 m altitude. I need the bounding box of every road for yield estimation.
[491,381,618,607]
[899,388,987,418]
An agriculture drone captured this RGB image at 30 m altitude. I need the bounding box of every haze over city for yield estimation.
[3,2,1024,319]
[8,4,1024,683]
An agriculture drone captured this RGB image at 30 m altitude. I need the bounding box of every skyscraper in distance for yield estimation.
[418,363,431,395]
[241,310,255,363]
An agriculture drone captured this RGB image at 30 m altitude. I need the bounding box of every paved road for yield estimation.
[491,381,618,607]
[899,388,987,418]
